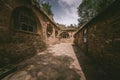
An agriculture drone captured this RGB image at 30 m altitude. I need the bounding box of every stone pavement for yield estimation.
[2,43,86,80]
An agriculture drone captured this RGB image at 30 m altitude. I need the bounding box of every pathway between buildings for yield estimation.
[2,43,86,80]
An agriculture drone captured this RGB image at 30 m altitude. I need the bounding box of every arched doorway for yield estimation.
[46,24,53,37]
[55,29,58,37]
[60,31,70,38]
[11,6,37,33]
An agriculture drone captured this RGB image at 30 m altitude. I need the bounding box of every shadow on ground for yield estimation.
[10,52,81,80]
[72,44,112,80]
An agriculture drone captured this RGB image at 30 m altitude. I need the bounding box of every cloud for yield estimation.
[43,0,82,26]
[58,0,81,7]
[54,0,82,25]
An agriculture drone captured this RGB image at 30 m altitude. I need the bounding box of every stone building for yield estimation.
[60,27,77,38]
[74,0,120,79]
[0,0,58,66]
[58,24,77,39]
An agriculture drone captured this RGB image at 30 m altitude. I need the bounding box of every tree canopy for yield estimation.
[41,2,53,16]
[33,0,53,16]
[77,0,116,26]
[37,0,53,16]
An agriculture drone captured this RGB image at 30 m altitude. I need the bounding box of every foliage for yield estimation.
[68,24,78,28]
[41,2,54,16]
[33,0,53,16]
[77,0,116,26]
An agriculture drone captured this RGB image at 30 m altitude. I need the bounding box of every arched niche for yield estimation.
[46,23,53,37]
[11,6,38,33]
[60,31,70,38]
[55,29,58,37]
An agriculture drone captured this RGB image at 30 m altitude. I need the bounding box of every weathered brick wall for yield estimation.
[74,28,87,52]
[33,8,57,45]
[47,27,56,44]
[87,14,120,79]
[74,1,120,79]
[0,0,12,66]
[9,31,46,63]
[0,0,47,66]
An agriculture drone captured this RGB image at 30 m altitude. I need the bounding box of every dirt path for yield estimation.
[2,43,86,80]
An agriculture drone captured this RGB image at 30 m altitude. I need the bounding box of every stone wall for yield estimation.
[33,7,57,45]
[47,27,56,44]
[0,0,12,66]
[0,0,57,66]
[74,1,120,79]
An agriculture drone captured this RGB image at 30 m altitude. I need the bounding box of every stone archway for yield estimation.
[11,6,37,33]
[60,31,70,38]
[46,24,53,37]
[55,29,58,37]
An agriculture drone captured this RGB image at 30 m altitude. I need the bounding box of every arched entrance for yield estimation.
[60,31,70,38]
[11,6,37,33]
[46,24,53,37]
[55,29,58,37]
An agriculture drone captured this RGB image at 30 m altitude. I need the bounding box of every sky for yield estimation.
[40,0,82,26]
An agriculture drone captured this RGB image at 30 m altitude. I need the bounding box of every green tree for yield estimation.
[77,0,116,26]
[34,0,53,16]
[41,2,53,16]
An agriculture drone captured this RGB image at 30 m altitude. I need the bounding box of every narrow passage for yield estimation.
[2,43,86,80]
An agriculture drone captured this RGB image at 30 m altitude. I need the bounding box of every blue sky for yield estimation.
[40,0,82,26]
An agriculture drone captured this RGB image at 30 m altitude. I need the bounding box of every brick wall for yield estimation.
[74,1,120,79]
[0,0,47,66]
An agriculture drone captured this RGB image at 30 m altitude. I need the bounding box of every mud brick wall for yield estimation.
[0,0,12,65]
[74,1,120,79]
[9,31,46,63]
[74,31,84,49]
[0,0,46,66]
